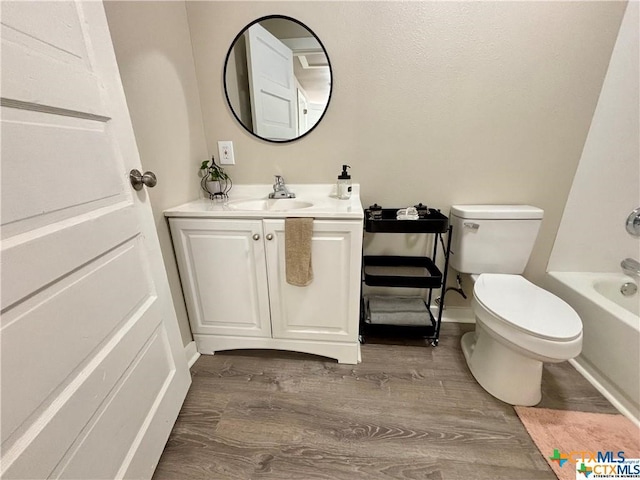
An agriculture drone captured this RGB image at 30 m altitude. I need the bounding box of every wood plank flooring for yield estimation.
[152,323,618,480]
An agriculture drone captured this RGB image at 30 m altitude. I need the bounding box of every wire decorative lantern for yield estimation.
[200,156,232,199]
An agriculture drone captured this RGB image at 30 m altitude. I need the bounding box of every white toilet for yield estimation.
[450,205,583,406]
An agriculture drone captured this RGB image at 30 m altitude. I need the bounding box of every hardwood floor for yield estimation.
[152,323,618,480]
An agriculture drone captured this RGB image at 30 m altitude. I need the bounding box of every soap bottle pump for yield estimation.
[337,164,352,200]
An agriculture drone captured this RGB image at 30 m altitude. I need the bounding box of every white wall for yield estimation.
[104,1,209,346]
[548,1,639,273]
[104,1,628,341]
[186,1,626,290]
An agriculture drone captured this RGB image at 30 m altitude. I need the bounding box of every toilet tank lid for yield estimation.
[450,205,543,220]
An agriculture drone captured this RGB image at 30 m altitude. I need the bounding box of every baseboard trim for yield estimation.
[568,358,640,428]
[430,306,475,323]
[184,341,200,369]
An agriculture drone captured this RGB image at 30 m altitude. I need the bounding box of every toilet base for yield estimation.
[461,327,543,406]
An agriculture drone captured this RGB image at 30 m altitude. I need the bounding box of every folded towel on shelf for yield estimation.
[367,296,429,325]
[396,206,419,220]
[285,217,314,286]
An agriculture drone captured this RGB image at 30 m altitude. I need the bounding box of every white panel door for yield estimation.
[297,88,308,136]
[264,220,363,343]
[0,2,190,479]
[307,102,325,131]
[168,218,272,338]
[246,22,297,140]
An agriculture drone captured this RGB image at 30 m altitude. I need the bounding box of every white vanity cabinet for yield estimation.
[168,211,363,364]
[263,219,362,344]
[169,218,272,338]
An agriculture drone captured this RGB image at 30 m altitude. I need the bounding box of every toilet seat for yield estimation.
[473,274,582,341]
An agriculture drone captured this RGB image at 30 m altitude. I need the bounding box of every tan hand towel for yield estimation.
[285,217,314,286]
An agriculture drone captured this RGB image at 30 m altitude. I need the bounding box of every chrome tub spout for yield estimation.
[621,258,640,277]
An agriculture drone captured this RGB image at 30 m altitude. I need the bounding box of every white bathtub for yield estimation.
[546,272,639,426]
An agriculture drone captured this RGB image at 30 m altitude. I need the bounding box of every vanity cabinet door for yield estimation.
[264,219,363,343]
[169,218,272,338]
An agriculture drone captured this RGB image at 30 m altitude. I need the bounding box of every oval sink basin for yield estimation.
[227,198,314,211]
[268,199,314,211]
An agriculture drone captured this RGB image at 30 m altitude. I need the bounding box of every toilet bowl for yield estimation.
[461,273,582,405]
[449,204,583,405]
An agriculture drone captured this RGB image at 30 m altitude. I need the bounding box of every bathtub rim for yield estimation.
[547,271,639,329]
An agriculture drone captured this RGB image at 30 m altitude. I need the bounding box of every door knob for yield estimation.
[253,233,260,241]
[129,169,157,190]
[266,233,273,241]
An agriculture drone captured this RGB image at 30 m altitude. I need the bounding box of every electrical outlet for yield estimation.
[218,141,235,165]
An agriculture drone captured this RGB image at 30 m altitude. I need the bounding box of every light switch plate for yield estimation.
[218,141,235,165]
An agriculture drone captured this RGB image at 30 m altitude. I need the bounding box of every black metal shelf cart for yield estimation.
[360,205,452,346]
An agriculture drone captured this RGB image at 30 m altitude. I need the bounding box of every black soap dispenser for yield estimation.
[337,164,352,200]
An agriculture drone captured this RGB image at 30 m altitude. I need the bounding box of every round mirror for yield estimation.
[224,15,332,143]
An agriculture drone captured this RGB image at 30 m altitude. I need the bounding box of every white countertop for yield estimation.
[164,184,364,220]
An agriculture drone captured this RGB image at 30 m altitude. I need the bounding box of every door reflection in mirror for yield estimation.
[224,15,332,143]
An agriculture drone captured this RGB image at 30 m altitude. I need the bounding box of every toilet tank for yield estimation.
[449,205,543,274]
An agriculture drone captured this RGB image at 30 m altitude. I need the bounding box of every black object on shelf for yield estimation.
[367,203,383,220]
[414,203,429,218]
[364,208,448,233]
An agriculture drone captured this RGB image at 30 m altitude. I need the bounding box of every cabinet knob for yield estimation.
[266,233,273,241]
[252,233,260,241]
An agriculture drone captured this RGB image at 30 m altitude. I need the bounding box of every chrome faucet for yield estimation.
[621,258,640,277]
[268,175,295,199]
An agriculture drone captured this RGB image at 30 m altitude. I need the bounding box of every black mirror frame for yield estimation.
[223,14,333,144]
